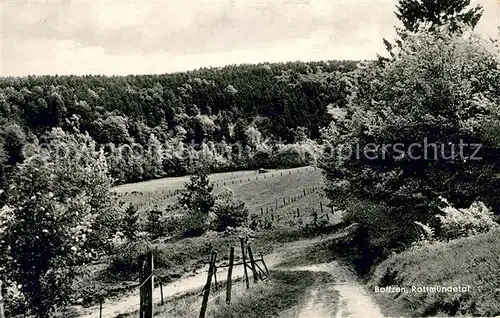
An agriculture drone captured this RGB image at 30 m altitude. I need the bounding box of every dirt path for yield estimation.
[75,228,384,318]
[297,285,337,318]
[75,237,324,318]
[286,263,385,318]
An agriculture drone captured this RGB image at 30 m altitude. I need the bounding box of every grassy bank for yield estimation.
[369,230,500,317]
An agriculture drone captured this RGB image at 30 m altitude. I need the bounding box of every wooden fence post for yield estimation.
[0,280,6,318]
[99,298,103,318]
[213,253,219,292]
[160,280,164,306]
[259,252,270,276]
[226,247,235,304]
[140,251,154,318]
[240,237,250,289]
[247,245,258,284]
[200,251,217,318]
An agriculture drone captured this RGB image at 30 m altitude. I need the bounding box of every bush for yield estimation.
[436,198,499,241]
[109,240,153,280]
[180,211,210,238]
[211,187,249,232]
[178,164,215,215]
[321,27,500,270]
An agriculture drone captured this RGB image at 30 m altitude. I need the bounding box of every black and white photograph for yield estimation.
[1,0,500,317]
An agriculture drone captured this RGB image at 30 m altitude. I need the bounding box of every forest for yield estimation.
[0,60,356,184]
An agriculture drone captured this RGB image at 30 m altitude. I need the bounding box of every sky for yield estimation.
[1,0,499,77]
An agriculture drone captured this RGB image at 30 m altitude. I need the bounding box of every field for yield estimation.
[114,166,336,228]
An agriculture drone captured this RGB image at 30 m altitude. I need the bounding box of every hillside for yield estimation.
[369,231,500,316]
[0,60,356,185]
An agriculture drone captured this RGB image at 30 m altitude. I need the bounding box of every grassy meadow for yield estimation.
[114,166,338,228]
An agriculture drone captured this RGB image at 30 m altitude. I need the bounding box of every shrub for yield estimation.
[180,211,210,238]
[146,205,164,239]
[109,240,153,280]
[322,26,500,270]
[211,187,249,232]
[437,199,499,241]
[123,204,139,241]
[413,221,436,247]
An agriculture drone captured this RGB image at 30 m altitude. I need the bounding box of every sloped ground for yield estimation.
[369,230,500,317]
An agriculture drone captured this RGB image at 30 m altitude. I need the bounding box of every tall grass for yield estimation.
[369,230,500,317]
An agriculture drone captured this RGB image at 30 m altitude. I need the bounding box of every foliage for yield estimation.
[321,28,500,265]
[0,61,357,185]
[0,128,121,317]
[211,187,249,232]
[146,205,164,239]
[370,230,500,316]
[413,221,436,246]
[109,240,153,280]
[178,164,215,215]
[396,0,483,33]
[123,203,139,241]
[436,198,499,240]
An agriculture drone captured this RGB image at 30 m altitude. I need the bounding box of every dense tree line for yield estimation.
[0,60,356,185]
[321,0,499,273]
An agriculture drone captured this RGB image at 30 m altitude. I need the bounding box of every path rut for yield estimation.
[287,263,385,318]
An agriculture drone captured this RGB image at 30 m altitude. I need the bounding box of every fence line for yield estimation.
[199,242,271,317]
[121,166,318,197]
